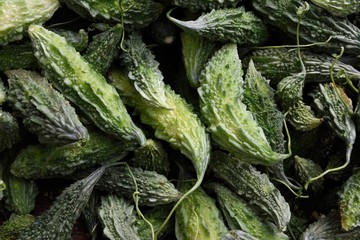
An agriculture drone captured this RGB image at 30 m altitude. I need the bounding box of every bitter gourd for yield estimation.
[287,101,323,131]
[167,7,268,46]
[310,0,360,17]
[221,230,260,240]
[18,167,105,240]
[98,194,140,240]
[294,155,324,191]
[198,43,289,165]
[210,151,291,231]
[252,0,360,54]
[0,44,38,71]
[210,182,289,240]
[175,180,228,240]
[0,110,20,153]
[244,48,360,83]
[0,0,59,45]
[6,69,89,146]
[0,79,5,105]
[10,128,136,179]
[83,24,122,75]
[51,28,89,52]
[180,32,218,88]
[171,0,239,11]
[61,0,164,29]
[0,214,35,240]
[28,24,146,145]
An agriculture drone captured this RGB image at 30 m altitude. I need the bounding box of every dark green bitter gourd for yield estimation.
[294,155,324,191]
[171,0,240,11]
[0,110,20,153]
[6,69,89,146]
[0,214,35,240]
[28,24,146,145]
[167,7,268,46]
[0,80,5,105]
[310,0,360,17]
[18,167,105,240]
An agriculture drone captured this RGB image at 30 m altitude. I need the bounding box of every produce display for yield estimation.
[1,0,360,239]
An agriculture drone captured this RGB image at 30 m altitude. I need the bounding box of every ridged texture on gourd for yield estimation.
[98,194,140,240]
[310,0,360,17]
[61,0,164,29]
[210,183,289,240]
[221,230,261,240]
[121,32,169,108]
[210,151,291,231]
[244,48,360,83]
[51,28,89,52]
[277,71,306,107]
[4,173,38,215]
[0,44,38,71]
[198,43,289,165]
[175,181,228,240]
[10,128,136,179]
[28,24,146,145]
[243,60,285,153]
[129,139,170,176]
[287,101,323,131]
[6,69,89,146]
[75,165,181,206]
[180,32,217,88]
[0,0,59,45]
[167,7,268,45]
[172,0,239,11]
[252,0,360,54]
[110,37,210,181]
[18,167,105,240]
[339,170,360,231]
[294,156,324,191]
[0,110,20,152]
[0,80,6,105]
[311,83,356,147]
[0,214,35,240]
[83,24,122,75]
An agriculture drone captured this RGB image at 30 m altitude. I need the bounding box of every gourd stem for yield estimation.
[255,36,333,49]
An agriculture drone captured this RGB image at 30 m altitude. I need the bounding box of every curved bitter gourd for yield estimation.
[28,24,146,145]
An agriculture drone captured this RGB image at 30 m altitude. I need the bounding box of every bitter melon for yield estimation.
[0,44,38,71]
[198,43,289,165]
[287,101,323,131]
[18,167,105,240]
[167,7,268,46]
[0,214,35,240]
[171,0,240,11]
[6,69,89,146]
[0,0,59,45]
[28,24,146,145]
[294,155,324,191]
[0,110,20,152]
[310,0,360,17]
[0,80,5,105]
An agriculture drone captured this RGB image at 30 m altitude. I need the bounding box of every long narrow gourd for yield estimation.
[175,180,228,240]
[61,0,164,29]
[210,183,289,240]
[6,69,89,146]
[0,0,59,45]
[198,43,289,165]
[28,25,145,145]
[167,7,268,46]
[244,48,360,83]
[210,151,291,231]
[98,194,140,240]
[310,0,360,17]
[10,128,136,179]
[172,0,239,11]
[0,110,20,153]
[18,167,105,240]
[252,0,360,54]
[73,165,181,206]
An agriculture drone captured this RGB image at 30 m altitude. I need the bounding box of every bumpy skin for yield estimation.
[294,156,324,191]
[98,195,140,240]
[75,165,181,206]
[0,214,35,240]
[210,151,291,232]
[172,0,239,10]
[244,48,360,83]
[61,0,164,29]
[0,44,38,71]
[6,69,89,146]
[51,28,89,52]
[168,7,268,46]
[221,230,260,240]
[0,0,59,45]
[10,128,136,179]
[287,101,322,131]
[28,25,146,145]
[211,183,289,240]
[0,80,5,105]
[198,43,289,165]
[83,24,122,75]
[110,36,210,182]
[175,181,228,240]
[252,0,360,54]
[0,110,20,152]
[310,0,360,17]
[18,167,105,240]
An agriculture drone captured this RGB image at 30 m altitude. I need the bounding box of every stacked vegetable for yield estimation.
[1,0,360,239]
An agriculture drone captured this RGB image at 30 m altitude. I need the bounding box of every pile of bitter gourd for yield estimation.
[1,0,360,239]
